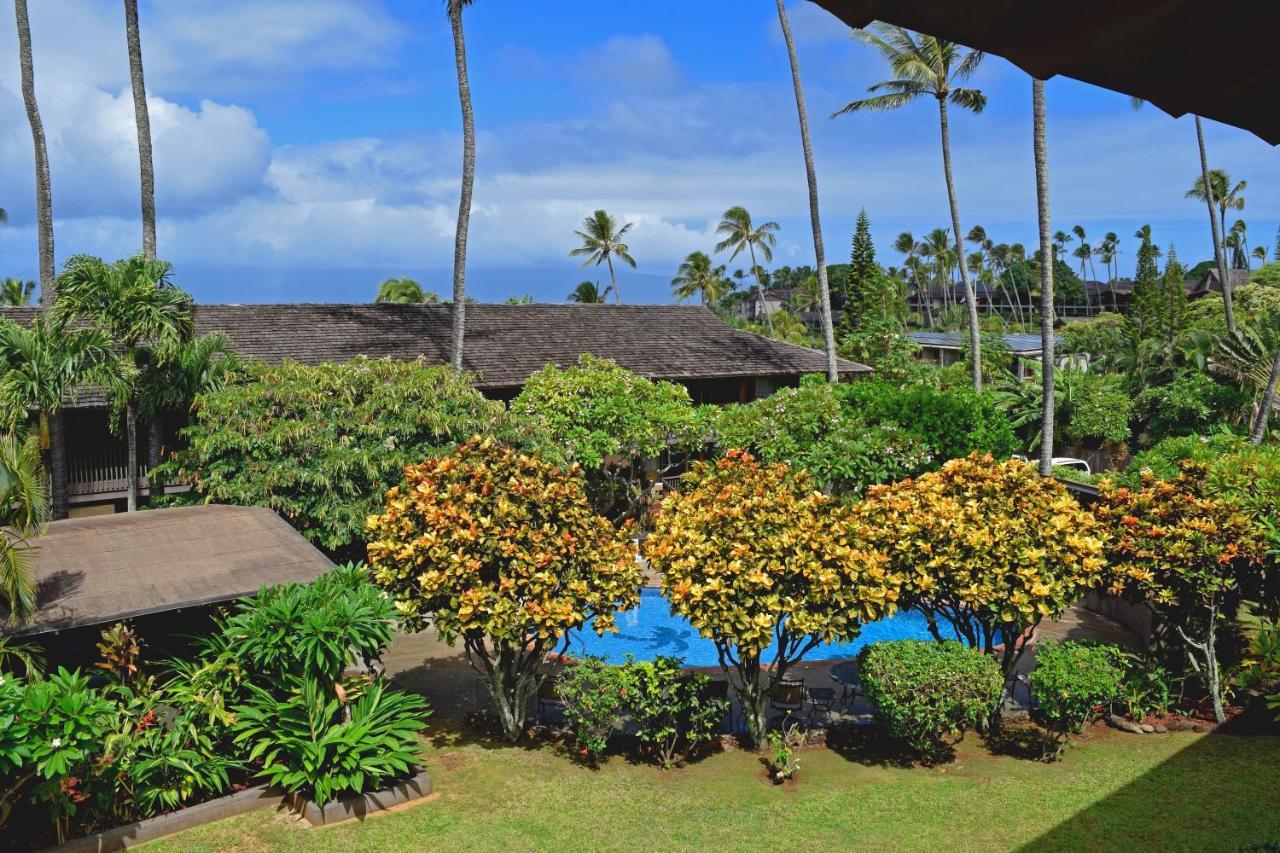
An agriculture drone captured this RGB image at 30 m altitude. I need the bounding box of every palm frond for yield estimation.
[833,92,918,116]
[948,87,987,113]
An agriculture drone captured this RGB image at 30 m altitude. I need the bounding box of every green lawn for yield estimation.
[152,724,1280,852]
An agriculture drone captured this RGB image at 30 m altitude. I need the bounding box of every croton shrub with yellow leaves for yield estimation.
[1095,466,1265,724]
[366,438,643,742]
[644,449,902,747]
[854,453,1108,703]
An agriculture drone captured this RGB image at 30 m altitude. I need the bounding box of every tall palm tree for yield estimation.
[1252,245,1267,265]
[570,210,634,305]
[835,25,986,389]
[123,0,156,259]
[375,277,435,304]
[567,281,609,304]
[1228,219,1249,269]
[1032,78,1054,476]
[446,0,476,372]
[0,278,35,307]
[1253,348,1280,445]
[55,255,193,512]
[714,206,778,334]
[920,227,955,312]
[1096,232,1120,313]
[776,0,836,381]
[671,251,727,306]
[1187,169,1246,254]
[0,432,45,624]
[14,0,55,306]
[1187,163,1243,332]
[0,315,111,520]
[894,231,930,325]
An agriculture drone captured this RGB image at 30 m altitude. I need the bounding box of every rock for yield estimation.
[1153,724,1168,733]
[1139,724,1155,733]
[1106,713,1146,734]
[1192,724,1209,733]
[1166,720,1198,731]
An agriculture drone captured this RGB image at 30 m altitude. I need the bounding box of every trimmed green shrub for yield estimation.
[555,657,630,762]
[837,380,1018,463]
[626,657,726,768]
[1133,374,1249,446]
[1030,641,1125,759]
[858,640,1003,763]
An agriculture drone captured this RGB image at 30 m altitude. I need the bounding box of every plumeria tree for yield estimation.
[644,450,901,747]
[1095,467,1265,723]
[854,455,1108,714]
[367,439,642,741]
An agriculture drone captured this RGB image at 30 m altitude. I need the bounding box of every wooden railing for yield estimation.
[67,447,149,497]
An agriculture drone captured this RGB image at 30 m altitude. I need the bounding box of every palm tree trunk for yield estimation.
[937,98,982,390]
[49,409,68,520]
[606,255,621,304]
[448,0,474,371]
[1033,79,1055,476]
[1251,347,1280,445]
[14,0,55,306]
[1196,116,1234,335]
[126,400,138,512]
[776,0,837,382]
[747,244,774,334]
[147,413,164,497]
[124,0,156,259]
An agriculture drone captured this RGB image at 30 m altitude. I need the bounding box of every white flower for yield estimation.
[0,676,5,686]
[50,738,62,749]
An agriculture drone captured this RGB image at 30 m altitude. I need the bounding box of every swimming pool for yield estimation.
[564,587,935,668]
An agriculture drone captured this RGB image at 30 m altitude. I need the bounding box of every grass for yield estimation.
[151,723,1280,852]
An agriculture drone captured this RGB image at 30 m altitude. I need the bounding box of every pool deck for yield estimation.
[384,602,1143,725]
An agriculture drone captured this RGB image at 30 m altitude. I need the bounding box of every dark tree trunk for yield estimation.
[14,0,55,305]
[1196,116,1234,335]
[1251,346,1280,445]
[49,409,68,520]
[124,0,156,259]
[776,0,837,382]
[147,412,164,497]
[448,0,474,372]
[126,400,138,512]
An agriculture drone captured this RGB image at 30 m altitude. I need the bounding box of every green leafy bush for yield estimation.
[626,657,725,768]
[1060,312,1126,360]
[1116,651,1173,723]
[858,640,1003,763]
[1030,641,1125,759]
[837,380,1017,463]
[764,724,803,783]
[555,657,630,762]
[156,357,505,555]
[234,677,427,805]
[1132,374,1249,446]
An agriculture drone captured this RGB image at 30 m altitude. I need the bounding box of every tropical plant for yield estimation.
[0,433,45,624]
[155,357,503,556]
[644,450,902,747]
[837,379,1017,462]
[625,656,725,768]
[0,635,44,677]
[375,277,437,304]
[233,677,426,805]
[1030,641,1125,759]
[123,0,156,258]
[715,206,779,334]
[509,355,703,521]
[858,639,1003,763]
[1096,468,1265,723]
[0,315,111,519]
[0,278,35,306]
[567,280,609,304]
[367,439,642,741]
[445,0,477,370]
[54,254,194,512]
[13,0,55,304]
[776,0,837,380]
[555,656,629,762]
[670,251,728,305]
[855,455,1108,715]
[570,210,635,304]
[764,724,803,783]
[835,24,985,389]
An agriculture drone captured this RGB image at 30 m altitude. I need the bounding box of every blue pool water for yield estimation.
[564,587,934,668]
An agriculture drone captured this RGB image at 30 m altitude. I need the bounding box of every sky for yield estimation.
[1,0,1278,305]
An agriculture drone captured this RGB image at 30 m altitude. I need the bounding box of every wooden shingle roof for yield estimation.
[8,505,335,636]
[0,303,867,392]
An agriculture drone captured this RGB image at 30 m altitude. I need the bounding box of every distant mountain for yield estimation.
[174,264,678,305]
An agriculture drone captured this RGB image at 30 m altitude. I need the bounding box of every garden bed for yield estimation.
[283,769,433,826]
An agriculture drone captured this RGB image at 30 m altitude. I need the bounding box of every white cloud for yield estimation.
[575,35,686,95]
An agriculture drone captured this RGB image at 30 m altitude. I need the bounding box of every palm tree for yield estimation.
[895,230,930,326]
[1032,78,1054,476]
[568,281,609,304]
[788,275,823,316]
[0,432,45,624]
[0,278,35,307]
[0,315,111,520]
[14,0,55,306]
[570,210,634,305]
[1228,219,1249,269]
[671,251,727,305]
[446,0,476,372]
[1187,164,1244,332]
[920,227,955,312]
[835,25,986,389]
[375,277,435,304]
[55,255,193,512]
[137,332,236,497]
[776,0,836,381]
[714,207,778,334]
[1252,245,1267,265]
[1187,169,1246,254]
[1252,348,1280,445]
[123,0,156,259]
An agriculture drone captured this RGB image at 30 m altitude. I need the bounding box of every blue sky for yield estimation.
[1,0,1278,304]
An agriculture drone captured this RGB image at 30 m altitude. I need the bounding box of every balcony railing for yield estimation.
[67,447,153,499]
